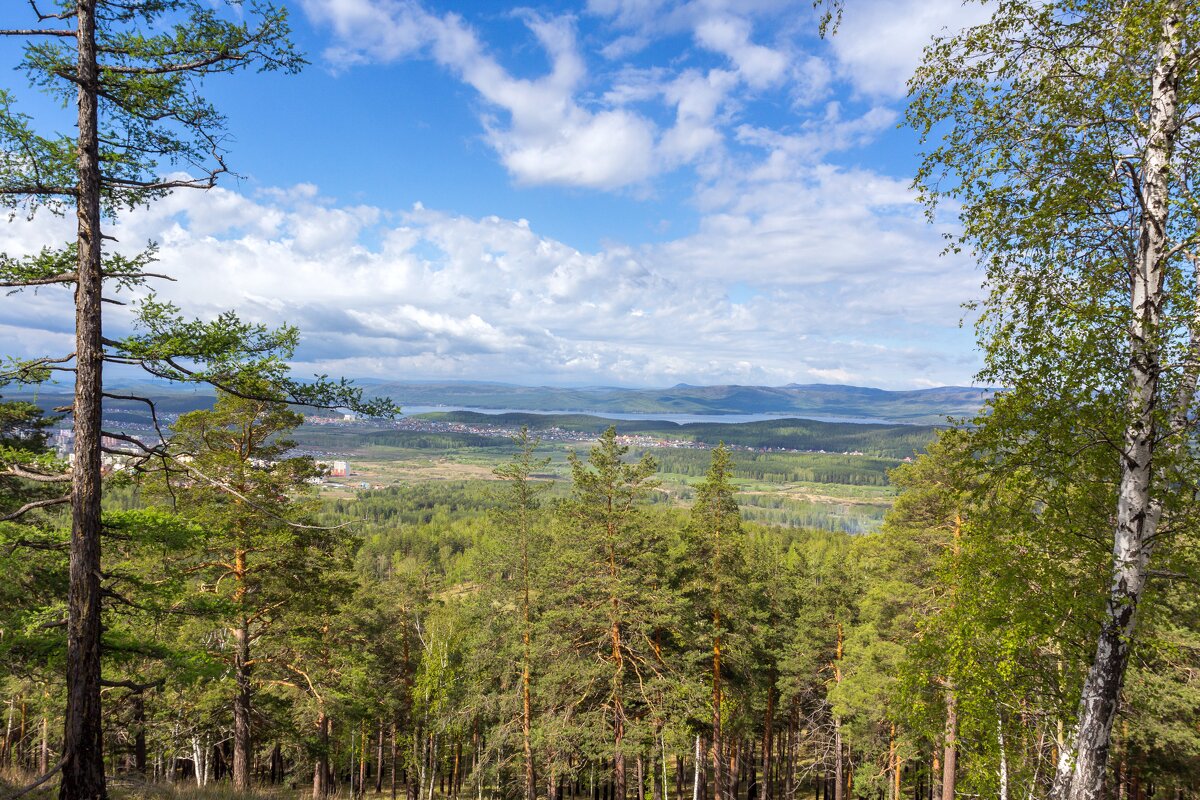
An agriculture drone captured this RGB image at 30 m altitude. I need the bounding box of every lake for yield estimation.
[398,405,912,426]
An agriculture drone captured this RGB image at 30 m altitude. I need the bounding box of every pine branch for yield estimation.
[0,272,76,287]
[102,391,171,453]
[4,464,71,482]
[99,677,164,692]
[0,184,76,196]
[0,29,75,37]
[102,52,248,76]
[26,1,73,22]
[0,494,70,521]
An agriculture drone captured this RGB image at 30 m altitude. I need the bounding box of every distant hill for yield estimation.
[423,411,939,459]
[3,380,217,420]
[5,379,993,426]
[369,381,992,423]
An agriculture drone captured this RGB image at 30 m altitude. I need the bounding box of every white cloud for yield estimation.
[299,0,847,190]
[0,180,979,389]
[0,3,994,390]
[828,0,993,98]
[299,0,430,64]
[693,15,789,89]
[658,68,738,165]
[296,0,996,196]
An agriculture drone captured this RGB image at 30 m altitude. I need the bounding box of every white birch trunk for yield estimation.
[417,736,427,800]
[662,733,670,800]
[427,736,438,800]
[170,719,179,785]
[191,735,207,788]
[3,697,13,766]
[998,717,1008,800]
[1050,6,1183,800]
[693,736,702,800]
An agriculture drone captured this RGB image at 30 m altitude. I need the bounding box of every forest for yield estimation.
[2,2,1200,800]
[411,414,939,460]
[5,402,1200,800]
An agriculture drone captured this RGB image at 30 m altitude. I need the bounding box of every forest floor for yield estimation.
[1,771,361,800]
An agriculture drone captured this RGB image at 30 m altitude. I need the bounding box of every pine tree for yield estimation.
[491,429,551,800]
[683,444,746,800]
[0,7,393,796]
[142,390,356,790]
[554,428,662,800]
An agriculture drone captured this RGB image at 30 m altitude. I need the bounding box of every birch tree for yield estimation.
[909,3,1200,799]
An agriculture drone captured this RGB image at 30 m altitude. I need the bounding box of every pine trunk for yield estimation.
[611,539,626,800]
[523,548,536,800]
[233,613,252,791]
[941,692,956,800]
[711,621,723,800]
[361,723,370,797]
[762,682,774,800]
[314,713,330,800]
[833,624,844,800]
[60,3,106,799]
[524,637,535,800]
[40,715,50,775]
[889,726,897,800]
[748,741,758,800]
[132,693,146,776]
[391,722,399,800]
[270,743,283,784]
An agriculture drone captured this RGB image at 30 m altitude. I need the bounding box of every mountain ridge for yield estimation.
[367,381,993,423]
[4,379,993,425]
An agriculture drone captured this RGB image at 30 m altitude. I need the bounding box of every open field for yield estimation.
[293,417,912,533]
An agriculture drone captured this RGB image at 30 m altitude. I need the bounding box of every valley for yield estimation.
[290,409,934,533]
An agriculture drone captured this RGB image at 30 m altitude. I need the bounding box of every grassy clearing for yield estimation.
[308,439,900,532]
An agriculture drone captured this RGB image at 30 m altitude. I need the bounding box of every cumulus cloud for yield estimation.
[294,0,998,198]
[693,15,789,89]
[299,0,838,190]
[828,0,994,98]
[298,0,431,64]
[0,179,980,389]
[0,2,994,389]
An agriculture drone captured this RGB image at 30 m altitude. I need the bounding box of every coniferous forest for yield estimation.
[3,3,1200,800]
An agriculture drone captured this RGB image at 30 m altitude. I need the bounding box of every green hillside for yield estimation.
[422,411,937,458]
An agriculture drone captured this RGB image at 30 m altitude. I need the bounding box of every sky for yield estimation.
[0,0,993,390]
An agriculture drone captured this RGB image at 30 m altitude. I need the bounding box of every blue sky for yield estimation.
[0,0,992,389]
